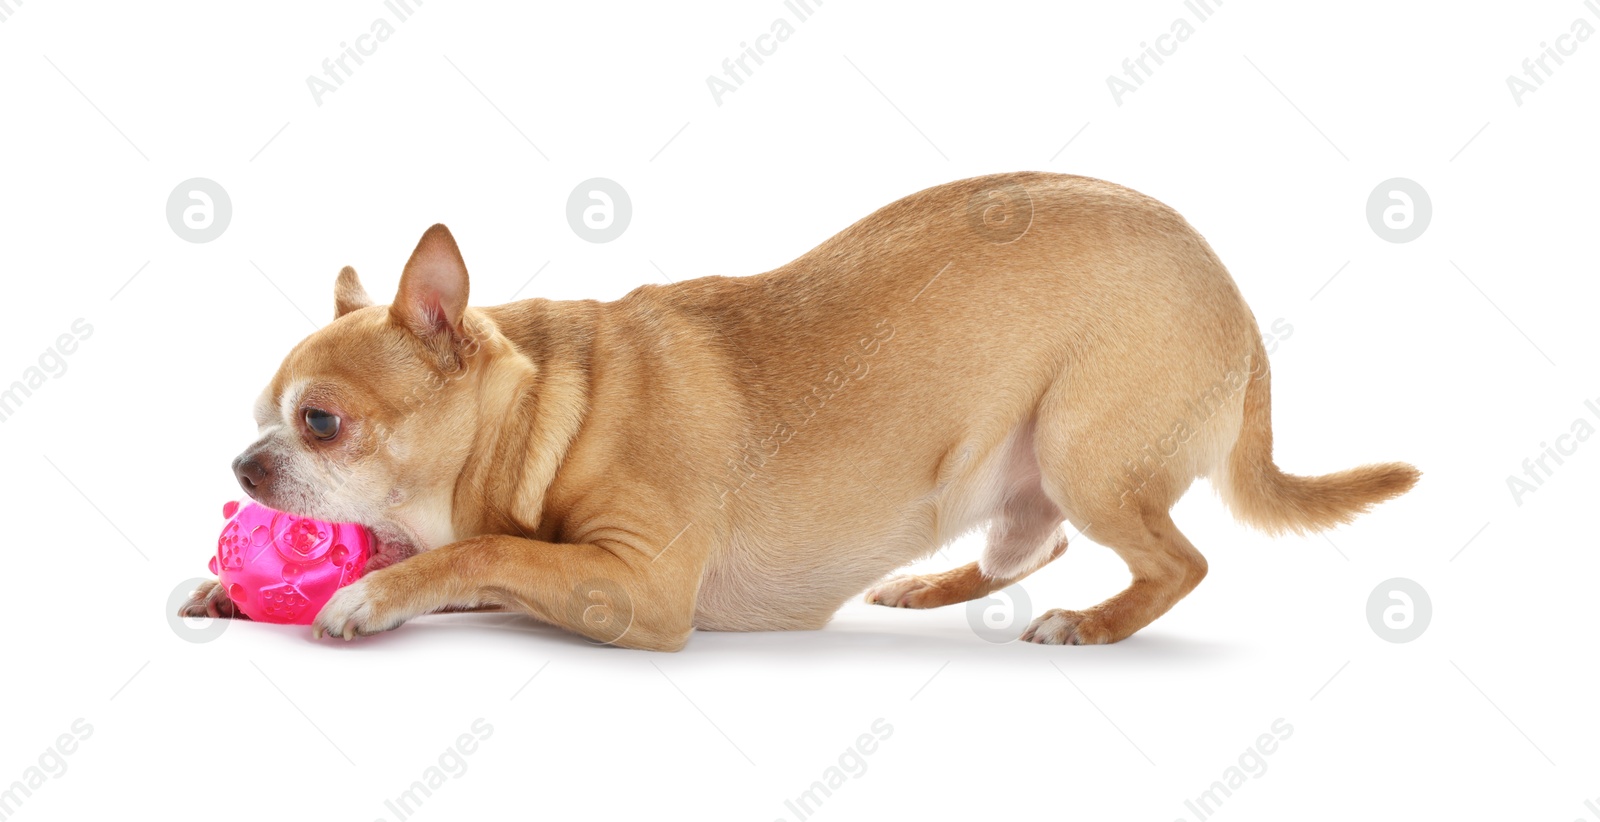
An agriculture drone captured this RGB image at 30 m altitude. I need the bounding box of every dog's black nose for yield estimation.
[233,452,271,493]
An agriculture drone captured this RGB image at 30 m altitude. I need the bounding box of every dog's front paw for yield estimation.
[1019,609,1114,645]
[312,578,410,641]
[178,579,247,620]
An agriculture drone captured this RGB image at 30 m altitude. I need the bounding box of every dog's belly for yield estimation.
[690,418,1040,632]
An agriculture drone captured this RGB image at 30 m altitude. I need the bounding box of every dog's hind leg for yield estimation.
[1016,508,1207,644]
[1017,369,1214,645]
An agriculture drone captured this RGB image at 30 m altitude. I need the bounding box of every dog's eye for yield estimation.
[303,408,341,440]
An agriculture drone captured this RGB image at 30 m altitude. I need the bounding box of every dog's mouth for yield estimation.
[227,453,431,566]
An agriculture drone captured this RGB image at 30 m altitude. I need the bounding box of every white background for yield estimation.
[2,1,1597,819]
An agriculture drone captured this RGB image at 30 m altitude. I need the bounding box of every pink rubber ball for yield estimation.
[208,500,372,624]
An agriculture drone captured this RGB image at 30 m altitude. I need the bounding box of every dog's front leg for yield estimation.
[177,579,247,619]
[311,534,701,651]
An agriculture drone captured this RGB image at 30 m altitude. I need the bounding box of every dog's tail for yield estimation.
[1217,339,1419,536]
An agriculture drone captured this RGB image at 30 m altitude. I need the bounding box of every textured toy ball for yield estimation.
[208,500,373,624]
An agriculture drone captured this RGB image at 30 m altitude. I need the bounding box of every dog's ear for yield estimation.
[391,224,471,364]
[334,266,373,318]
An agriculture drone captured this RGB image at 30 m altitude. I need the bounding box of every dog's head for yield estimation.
[232,224,490,552]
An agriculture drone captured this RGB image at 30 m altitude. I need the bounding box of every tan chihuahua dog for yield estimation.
[179,171,1418,650]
